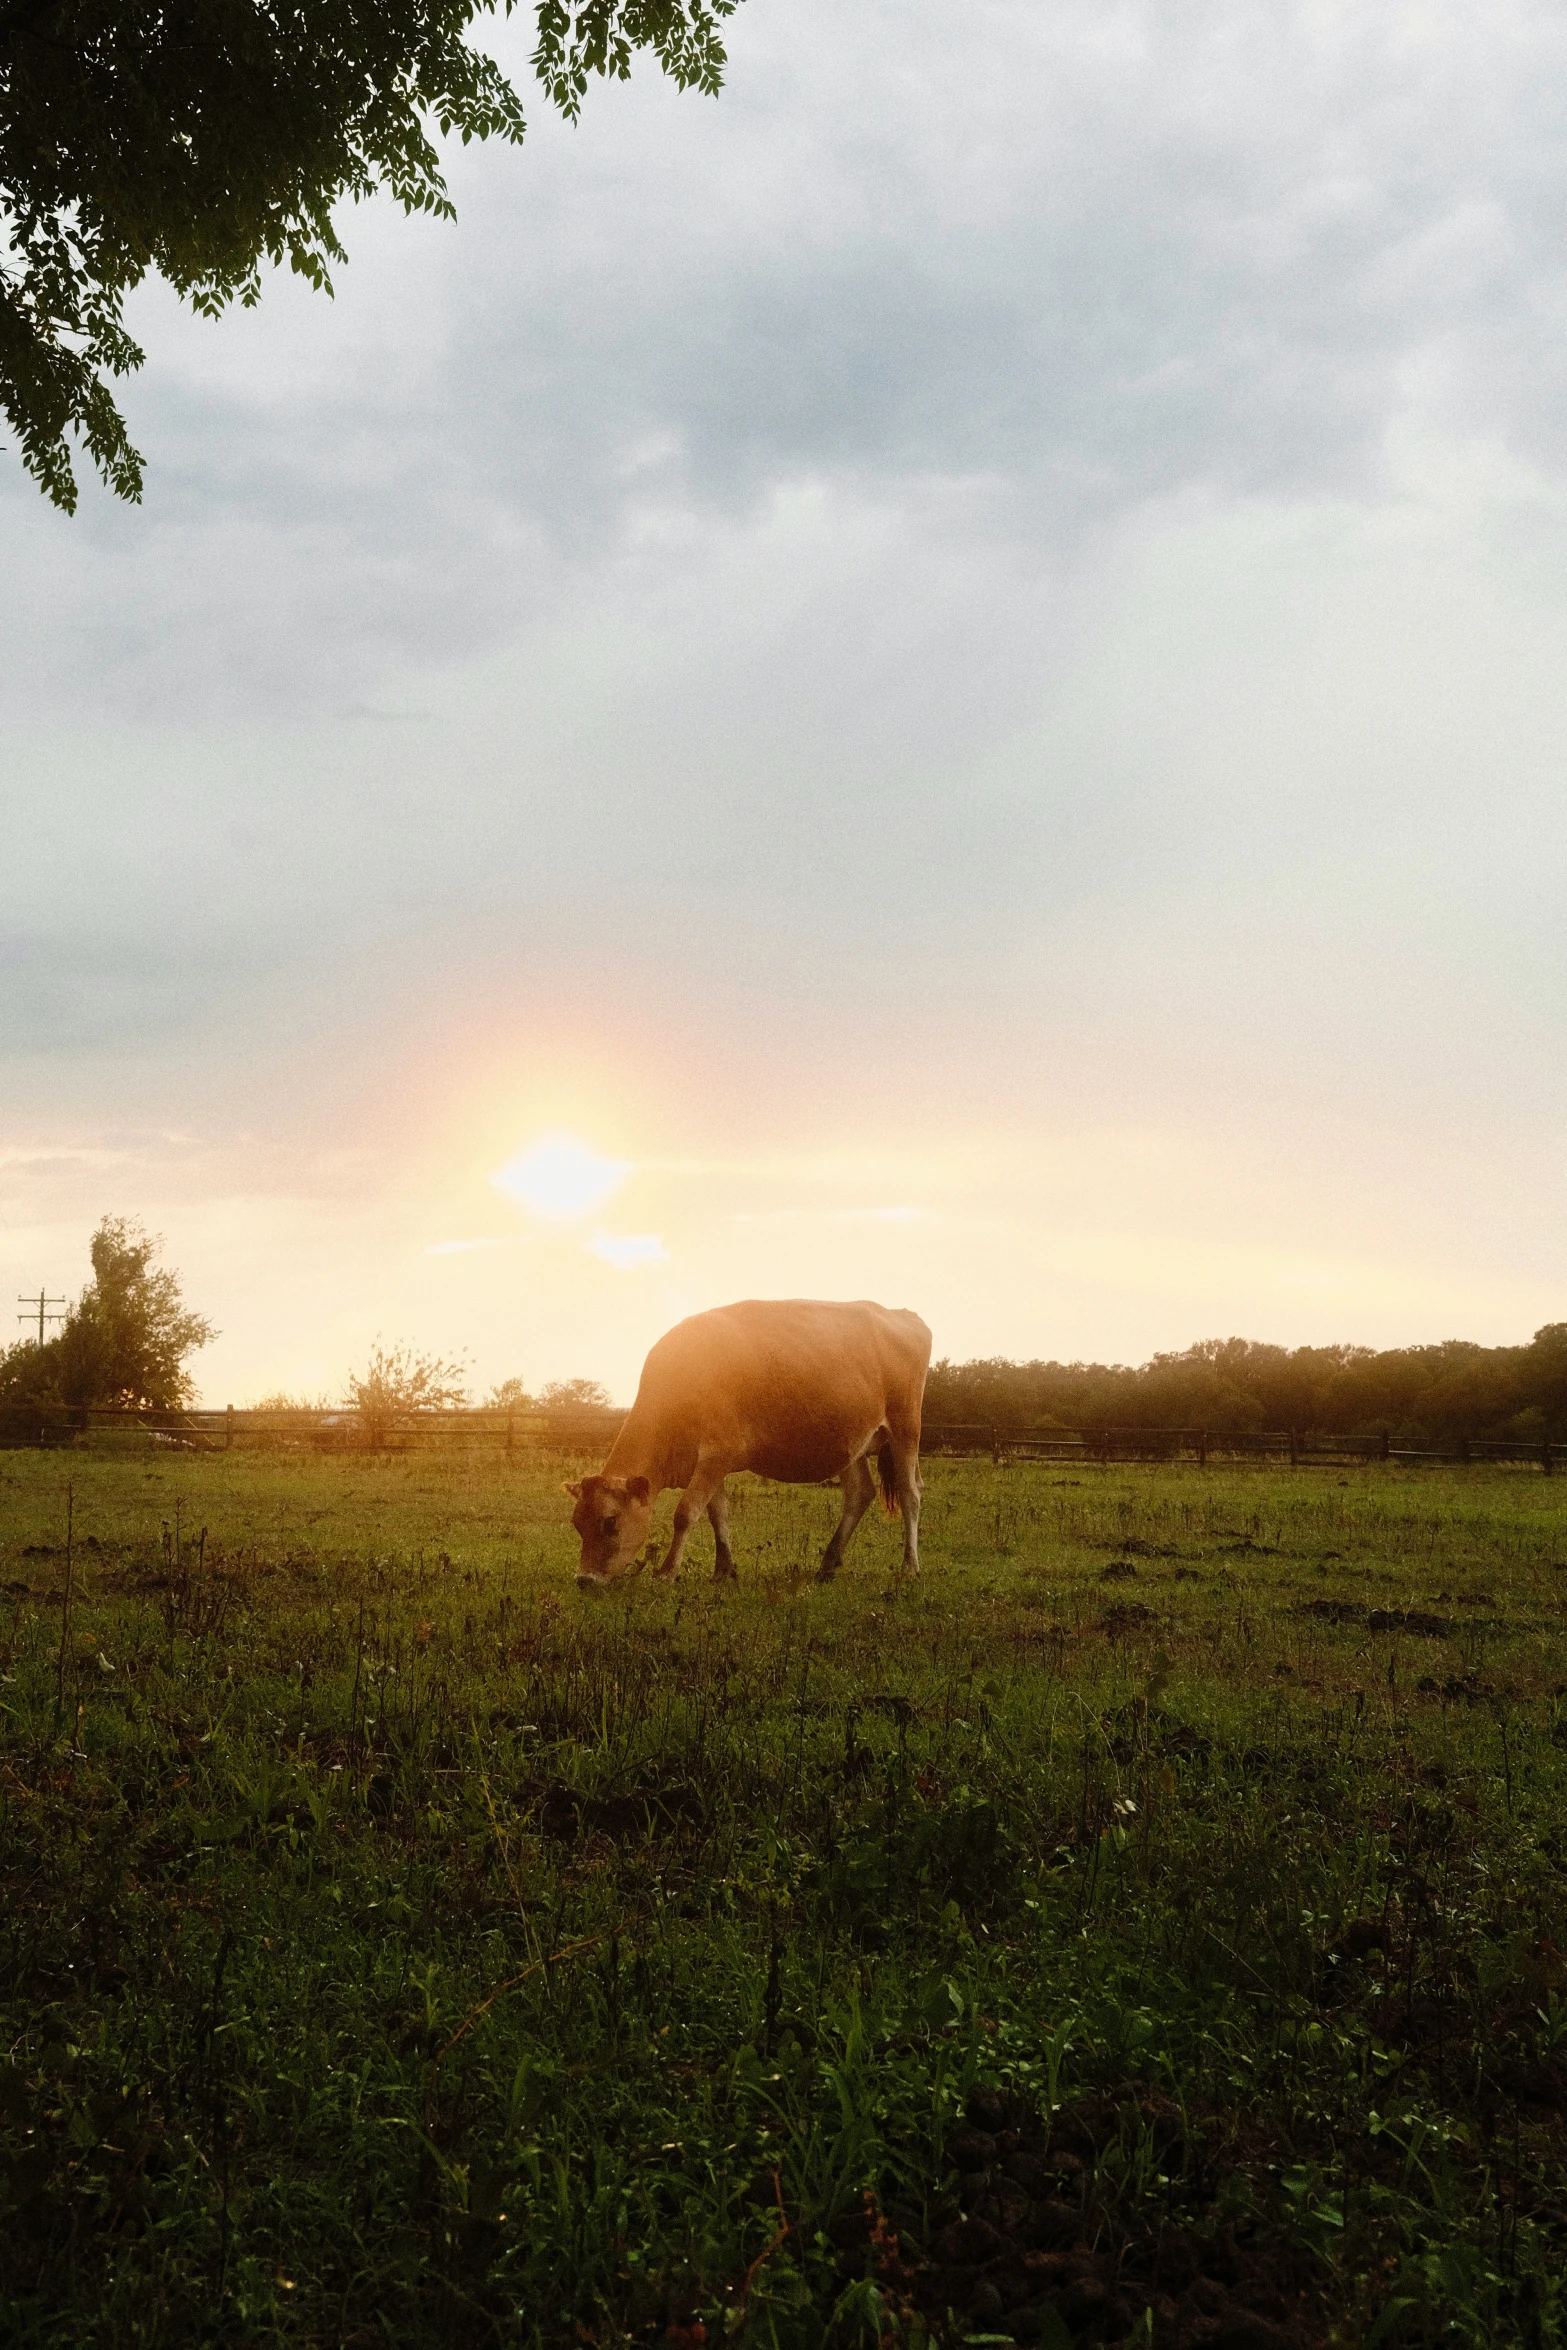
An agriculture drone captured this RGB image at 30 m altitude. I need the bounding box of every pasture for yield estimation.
[1,1445,1565,2349]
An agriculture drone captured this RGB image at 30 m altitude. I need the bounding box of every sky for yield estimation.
[5,0,1567,1405]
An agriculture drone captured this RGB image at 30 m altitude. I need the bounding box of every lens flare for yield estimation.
[491,1134,632,1223]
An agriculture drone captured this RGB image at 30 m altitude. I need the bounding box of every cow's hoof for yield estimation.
[815,1561,839,1584]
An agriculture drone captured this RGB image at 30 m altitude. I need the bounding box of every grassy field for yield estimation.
[2,1444,1565,2350]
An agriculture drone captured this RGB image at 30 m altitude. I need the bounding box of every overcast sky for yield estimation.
[5,0,1567,1403]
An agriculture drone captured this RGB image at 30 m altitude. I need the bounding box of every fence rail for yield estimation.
[919,1422,1563,1471]
[0,1403,1560,1471]
[3,1405,629,1453]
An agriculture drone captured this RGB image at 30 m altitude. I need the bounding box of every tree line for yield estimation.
[0,1222,609,1439]
[924,1329,1567,1443]
[253,1351,611,1447]
[6,1217,1565,1445]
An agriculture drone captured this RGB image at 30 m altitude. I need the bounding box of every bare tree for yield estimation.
[345,1342,469,1447]
[539,1377,613,1411]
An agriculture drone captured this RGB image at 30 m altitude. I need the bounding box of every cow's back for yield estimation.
[633,1299,930,1485]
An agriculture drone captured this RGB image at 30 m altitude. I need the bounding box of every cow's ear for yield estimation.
[627,1475,651,1504]
[563,1479,584,1499]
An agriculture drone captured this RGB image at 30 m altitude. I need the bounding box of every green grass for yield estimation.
[2,1444,1566,2348]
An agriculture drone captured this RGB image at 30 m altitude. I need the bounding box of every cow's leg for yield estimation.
[707,1481,737,1581]
[890,1435,923,1575]
[655,1455,729,1581]
[816,1454,877,1583]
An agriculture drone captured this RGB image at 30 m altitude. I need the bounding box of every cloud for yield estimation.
[424,1237,509,1255]
[6,0,1567,1393]
[11,0,1567,734]
[8,0,1567,1071]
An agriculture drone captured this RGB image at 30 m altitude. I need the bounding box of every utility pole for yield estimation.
[16,1291,65,1346]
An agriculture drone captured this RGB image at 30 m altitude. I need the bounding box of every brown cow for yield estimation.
[566,1297,931,1588]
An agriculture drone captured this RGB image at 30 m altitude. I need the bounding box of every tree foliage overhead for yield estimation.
[0,1214,216,1413]
[0,0,739,511]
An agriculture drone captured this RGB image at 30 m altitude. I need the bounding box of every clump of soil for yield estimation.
[1297,1599,1453,1638]
[1366,1607,1452,1638]
[1296,1599,1359,1625]
[833,2082,1322,2348]
[1099,1602,1156,1635]
[521,1776,706,1842]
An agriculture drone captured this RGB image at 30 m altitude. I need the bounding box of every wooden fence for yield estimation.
[36,1405,626,1454]
[918,1423,1564,1472]
[2,1405,1561,1472]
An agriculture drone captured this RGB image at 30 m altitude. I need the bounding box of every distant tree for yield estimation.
[0,1332,61,1412]
[250,1389,333,1412]
[0,1215,215,1413]
[1524,1324,1567,1437]
[344,1340,469,1446]
[0,1215,216,1413]
[925,1326,1555,1445]
[486,1376,533,1409]
[1,0,741,512]
[539,1376,613,1410]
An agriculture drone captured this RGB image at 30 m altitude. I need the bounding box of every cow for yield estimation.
[566,1298,931,1589]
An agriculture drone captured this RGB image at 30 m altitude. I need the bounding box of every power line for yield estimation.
[16,1291,65,1346]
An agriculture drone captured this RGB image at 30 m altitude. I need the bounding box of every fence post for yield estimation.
[1198,1428,1207,1468]
[225,1403,234,1451]
[506,1409,515,1456]
[1459,1435,1470,1467]
[1380,1431,1390,1463]
[1544,1438,1555,1479]
[1288,1428,1298,1468]
[1101,1428,1111,1467]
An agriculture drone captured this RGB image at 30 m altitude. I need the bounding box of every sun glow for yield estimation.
[587,1231,669,1270]
[490,1134,632,1223]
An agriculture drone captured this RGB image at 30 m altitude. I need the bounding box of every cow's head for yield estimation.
[565,1473,653,1587]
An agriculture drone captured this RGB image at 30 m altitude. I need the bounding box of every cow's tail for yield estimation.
[877,1439,900,1517]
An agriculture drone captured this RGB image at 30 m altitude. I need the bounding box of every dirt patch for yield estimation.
[836,2082,1321,2347]
[522,1777,707,1842]
[1415,1672,1496,1704]
[1366,1608,1452,1638]
[1297,1601,1452,1639]
[1297,1599,1360,1625]
[1099,1602,1157,1636]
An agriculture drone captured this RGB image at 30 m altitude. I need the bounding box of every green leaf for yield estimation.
[0,0,740,508]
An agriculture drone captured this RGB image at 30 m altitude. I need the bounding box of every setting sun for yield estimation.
[490,1134,632,1224]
